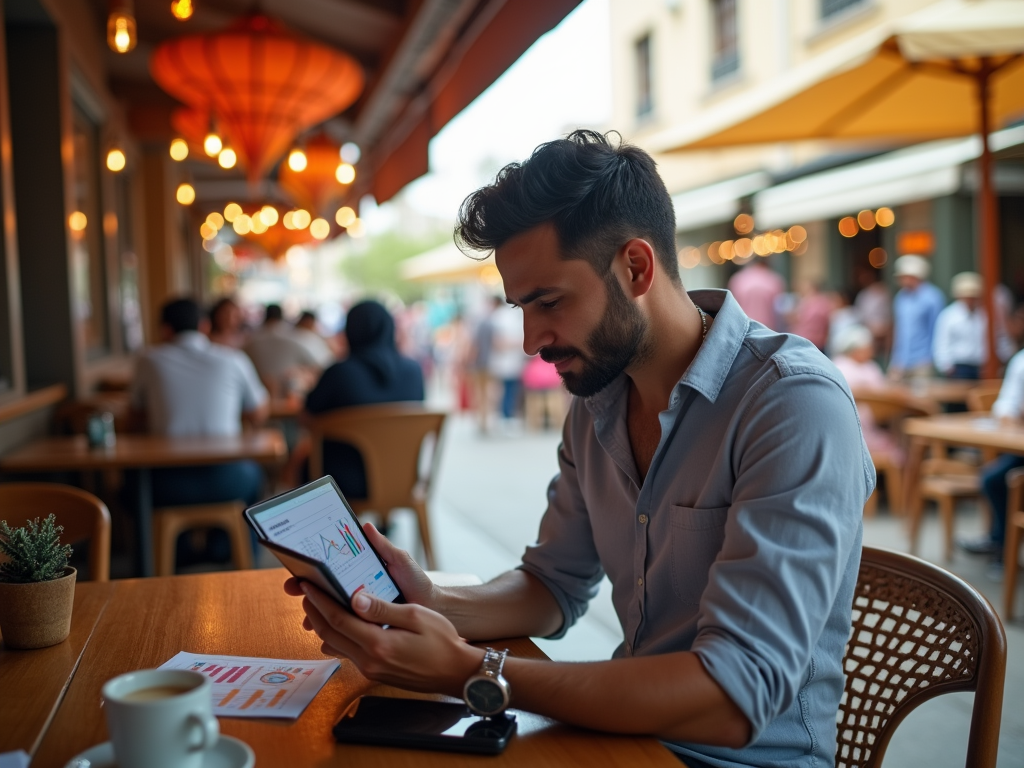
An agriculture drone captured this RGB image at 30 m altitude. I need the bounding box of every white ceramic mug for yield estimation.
[102,669,219,768]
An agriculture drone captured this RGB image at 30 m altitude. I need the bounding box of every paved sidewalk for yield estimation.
[395,413,1024,768]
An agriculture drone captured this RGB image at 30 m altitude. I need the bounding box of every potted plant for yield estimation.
[0,514,75,649]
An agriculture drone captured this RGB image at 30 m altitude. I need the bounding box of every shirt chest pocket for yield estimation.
[668,505,729,606]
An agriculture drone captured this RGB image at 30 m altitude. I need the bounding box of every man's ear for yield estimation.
[615,238,656,299]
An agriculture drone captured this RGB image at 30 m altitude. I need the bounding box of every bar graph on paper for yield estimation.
[159,651,339,719]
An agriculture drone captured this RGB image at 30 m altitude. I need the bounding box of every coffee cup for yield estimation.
[102,669,219,768]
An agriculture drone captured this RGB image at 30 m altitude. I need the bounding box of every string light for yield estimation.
[204,132,223,157]
[223,203,242,222]
[176,183,195,205]
[218,147,237,169]
[287,149,308,172]
[340,142,361,164]
[335,163,355,184]
[170,0,193,20]
[68,212,88,231]
[335,206,356,227]
[310,218,330,240]
[106,148,126,172]
[169,138,189,161]
[107,5,137,53]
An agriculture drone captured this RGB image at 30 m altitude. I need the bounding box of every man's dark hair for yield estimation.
[455,130,679,284]
[264,304,283,323]
[161,298,201,334]
[297,310,317,325]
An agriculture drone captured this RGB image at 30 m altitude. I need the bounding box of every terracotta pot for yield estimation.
[0,567,76,649]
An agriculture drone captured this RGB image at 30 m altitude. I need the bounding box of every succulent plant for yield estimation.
[0,514,72,583]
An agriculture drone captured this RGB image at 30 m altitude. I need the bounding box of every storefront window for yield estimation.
[70,103,109,359]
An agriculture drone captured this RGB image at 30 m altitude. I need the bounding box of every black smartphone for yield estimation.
[244,476,406,612]
[333,696,517,755]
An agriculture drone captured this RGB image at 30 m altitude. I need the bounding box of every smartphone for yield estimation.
[244,476,406,611]
[332,696,517,755]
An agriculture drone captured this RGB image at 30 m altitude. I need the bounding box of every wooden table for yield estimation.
[903,413,1024,544]
[3,569,679,768]
[901,378,1003,406]
[0,431,287,577]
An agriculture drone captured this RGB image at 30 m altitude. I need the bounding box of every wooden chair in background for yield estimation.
[966,384,1002,414]
[153,501,252,577]
[908,458,982,561]
[1003,468,1024,621]
[308,404,447,569]
[838,546,1006,768]
[0,483,111,581]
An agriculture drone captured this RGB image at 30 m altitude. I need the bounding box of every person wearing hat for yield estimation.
[888,255,945,380]
[932,271,1015,380]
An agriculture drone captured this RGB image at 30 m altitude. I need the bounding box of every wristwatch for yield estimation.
[463,647,511,717]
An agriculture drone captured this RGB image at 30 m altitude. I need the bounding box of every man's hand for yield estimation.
[298,581,483,696]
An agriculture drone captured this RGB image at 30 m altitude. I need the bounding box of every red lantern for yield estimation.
[151,15,364,182]
[278,135,348,216]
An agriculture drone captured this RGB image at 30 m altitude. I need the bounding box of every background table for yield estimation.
[0,431,287,576]
[3,569,680,768]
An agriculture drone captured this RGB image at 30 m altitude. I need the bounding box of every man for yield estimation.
[888,255,944,380]
[244,304,322,396]
[293,310,336,369]
[726,259,785,330]
[130,298,268,509]
[932,271,1014,380]
[958,348,1024,564]
[288,131,870,767]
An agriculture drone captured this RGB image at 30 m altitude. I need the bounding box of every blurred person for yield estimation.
[288,130,870,767]
[208,296,245,348]
[726,258,785,330]
[433,313,473,411]
[854,270,892,357]
[128,298,268,560]
[487,302,528,427]
[293,310,336,369]
[932,272,1014,380]
[303,300,424,499]
[826,289,861,357]
[957,348,1024,567]
[245,304,322,397]
[888,255,944,380]
[832,325,903,465]
[522,354,567,431]
[789,279,832,352]
[470,296,502,432]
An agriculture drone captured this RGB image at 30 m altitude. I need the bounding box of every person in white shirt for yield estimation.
[293,311,337,369]
[932,271,1014,379]
[244,304,322,396]
[958,349,1024,563]
[130,298,269,511]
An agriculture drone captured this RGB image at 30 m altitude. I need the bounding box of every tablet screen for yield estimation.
[252,480,402,603]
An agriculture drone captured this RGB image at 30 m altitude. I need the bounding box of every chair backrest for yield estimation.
[966,385,1001,413]
[0,482,111,581]
[851,388,937,427]
[838,546,1005,768]
[308,404,447,515]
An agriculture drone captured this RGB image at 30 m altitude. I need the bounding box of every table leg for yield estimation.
[136,467,154,577]
[904,438,927,553]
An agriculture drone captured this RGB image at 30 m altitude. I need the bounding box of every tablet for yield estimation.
[244,476,405,609]
[333,696,517,755]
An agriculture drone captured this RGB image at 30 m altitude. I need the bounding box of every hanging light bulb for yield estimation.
[106,1,137,53]
[335,163,355,185]
[287,148,307,172]
[218,147,237,169]
[176,183,196,205]
[170,0,193,21]
[203,132,223,157]
[340,142,361,164]
[169,138,189,161]
[106,148,126,172]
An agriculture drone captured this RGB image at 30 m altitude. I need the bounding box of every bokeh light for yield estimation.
[869,247,888,268]
[224,203,242,222]
[106,149,126,172]
[857,210,876,230]
[310,218,331,240]
[875,207,895,227]
[733,213,754,235]
[169,138,189,161]
[838,216,858,238]
[176,183,196,205]
[203,133,223,157]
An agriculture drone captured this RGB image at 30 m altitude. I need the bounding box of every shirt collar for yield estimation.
[172,331,211,350]
[585,288,749,421]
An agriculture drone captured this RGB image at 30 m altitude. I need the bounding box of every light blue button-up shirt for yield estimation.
[890,281,945,370]
[519,289,872,768]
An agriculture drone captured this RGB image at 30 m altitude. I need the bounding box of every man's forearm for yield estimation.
[498,651,750,747]
[434,570,563,641]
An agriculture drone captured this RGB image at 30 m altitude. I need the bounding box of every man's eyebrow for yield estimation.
[509,287,559,307]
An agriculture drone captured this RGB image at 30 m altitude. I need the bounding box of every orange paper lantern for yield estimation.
[151,15,364,182]
[240,220,316,260]
[278,135,348,215]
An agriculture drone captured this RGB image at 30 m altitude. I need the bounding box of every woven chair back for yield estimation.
[837,547,1005,768]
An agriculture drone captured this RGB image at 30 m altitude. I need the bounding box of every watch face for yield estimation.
[466,678,506,715]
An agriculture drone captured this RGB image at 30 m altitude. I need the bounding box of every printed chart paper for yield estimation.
[159,652,339,719]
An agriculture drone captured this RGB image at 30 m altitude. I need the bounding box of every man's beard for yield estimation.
[539,275,651,397]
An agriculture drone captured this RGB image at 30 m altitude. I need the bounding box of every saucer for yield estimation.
[63,735,254,768]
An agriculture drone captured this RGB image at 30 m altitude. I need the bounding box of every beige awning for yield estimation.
[400,242,498,284]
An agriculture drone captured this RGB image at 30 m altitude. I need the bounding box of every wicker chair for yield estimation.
[837,546,1006,768]
[308,404,446,569]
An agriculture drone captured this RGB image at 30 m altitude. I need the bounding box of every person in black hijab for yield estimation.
[304,300,425,498]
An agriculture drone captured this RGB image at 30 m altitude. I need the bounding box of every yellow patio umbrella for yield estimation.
[400,242,500,285]
[652,0,1024,376]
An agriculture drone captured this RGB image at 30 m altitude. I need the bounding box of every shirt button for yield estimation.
[638,514,648,524]
[637,577,644,586]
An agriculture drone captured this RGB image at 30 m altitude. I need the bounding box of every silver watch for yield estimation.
[463,647,511,717]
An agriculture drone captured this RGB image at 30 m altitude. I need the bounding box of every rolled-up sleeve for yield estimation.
[691,369,870,742]
[518,403,605,639]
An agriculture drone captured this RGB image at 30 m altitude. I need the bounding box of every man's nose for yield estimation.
[522,315,554,356]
